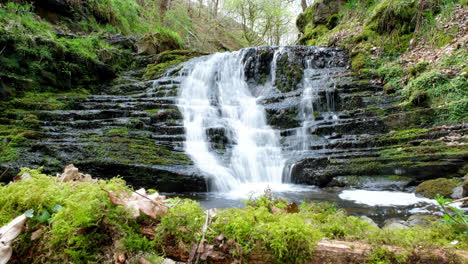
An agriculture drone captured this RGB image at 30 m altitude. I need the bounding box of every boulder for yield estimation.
[383,220,408,230]
[415,178,459,198]
[136,33,183,56]
[407,215,431,227]
[310,0,347,25]
[359,216,378,227]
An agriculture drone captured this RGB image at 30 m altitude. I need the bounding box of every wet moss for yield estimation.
[366,0,418,35]
[85,134,191,166]
[143,50,205,80]
[274,54,303,93]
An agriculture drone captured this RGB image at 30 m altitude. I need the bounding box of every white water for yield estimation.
[339,190,437,206]
[293,60,340,152]
[177,50,286,193]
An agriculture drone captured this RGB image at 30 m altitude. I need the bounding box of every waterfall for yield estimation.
[177,49,286,192]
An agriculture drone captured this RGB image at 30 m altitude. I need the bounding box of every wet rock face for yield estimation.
[2,46,466,191]
[238,46,467,188]
[242,46,348,91]
[0,69,206,192]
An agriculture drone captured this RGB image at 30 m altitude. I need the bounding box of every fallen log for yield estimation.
[171,239,468,264]
[311,240,468,264]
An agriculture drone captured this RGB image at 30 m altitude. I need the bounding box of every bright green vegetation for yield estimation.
[297,0,468,123]
[416,178,460,198]
[0,168,155,263]
[0,169,466,263]
[0,3,131,97]
[0,0,186,99]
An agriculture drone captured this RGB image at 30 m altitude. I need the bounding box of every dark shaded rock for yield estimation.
[290,158,334,187]
[75,162,206,192]
[310,0,347,25]
[107,36,138,51]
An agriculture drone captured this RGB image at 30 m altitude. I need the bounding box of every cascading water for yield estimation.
[177,49,286,193]
[294,60,340,152]
[173,46,441,221]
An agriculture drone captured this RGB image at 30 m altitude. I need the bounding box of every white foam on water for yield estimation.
[339,190,437,206]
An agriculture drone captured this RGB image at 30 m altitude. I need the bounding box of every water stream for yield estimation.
[175,46,441,222]
[177,50,286,194]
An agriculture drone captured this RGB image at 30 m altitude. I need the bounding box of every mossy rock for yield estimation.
[143,50,205,80]
[136,32,183,55]
[415,178,459,198]
[274,53,303,93]
[366,0,417,35]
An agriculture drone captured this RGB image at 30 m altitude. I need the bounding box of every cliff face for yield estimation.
[291,0,467,186]
[0,0,246,188]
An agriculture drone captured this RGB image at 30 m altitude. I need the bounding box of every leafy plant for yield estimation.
[435,195,468,234]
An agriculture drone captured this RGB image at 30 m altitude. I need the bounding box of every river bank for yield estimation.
[0,167,467,264]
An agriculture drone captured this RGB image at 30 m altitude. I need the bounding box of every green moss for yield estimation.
[0,168,156,263]
[351,52,368,72]
[274,54,303,92]
[105,127,129,137]
[155,199,204,252]
[1,171,467,262]
[366,0,417,35]
[296,6,314,33]
[86,134,192,165]
[143,50,203,80]
[302,24,330,46]
[415,178,459,198]
[348,160,384,175]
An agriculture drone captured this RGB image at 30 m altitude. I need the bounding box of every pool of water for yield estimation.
[165,184,441,226]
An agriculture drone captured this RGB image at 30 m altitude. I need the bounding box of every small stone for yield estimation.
[451,185,463,199]
[162,258,177,264]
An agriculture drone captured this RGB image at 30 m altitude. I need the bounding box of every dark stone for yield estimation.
[290,158,334,187]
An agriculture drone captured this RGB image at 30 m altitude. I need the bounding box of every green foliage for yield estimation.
[155,199,204,252]
[366,0,417,34]
[435,195,468,234]
[365,247,408,264]
[0,168,158,263]
[162,3,193,38]
[415,178,459,198]
[1,176,468,262]
[143,50,204,79]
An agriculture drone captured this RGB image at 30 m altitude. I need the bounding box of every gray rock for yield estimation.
[383,221,409,230]
[359,216,378,227]
[451,185,463,199]
[407,215,429,227]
